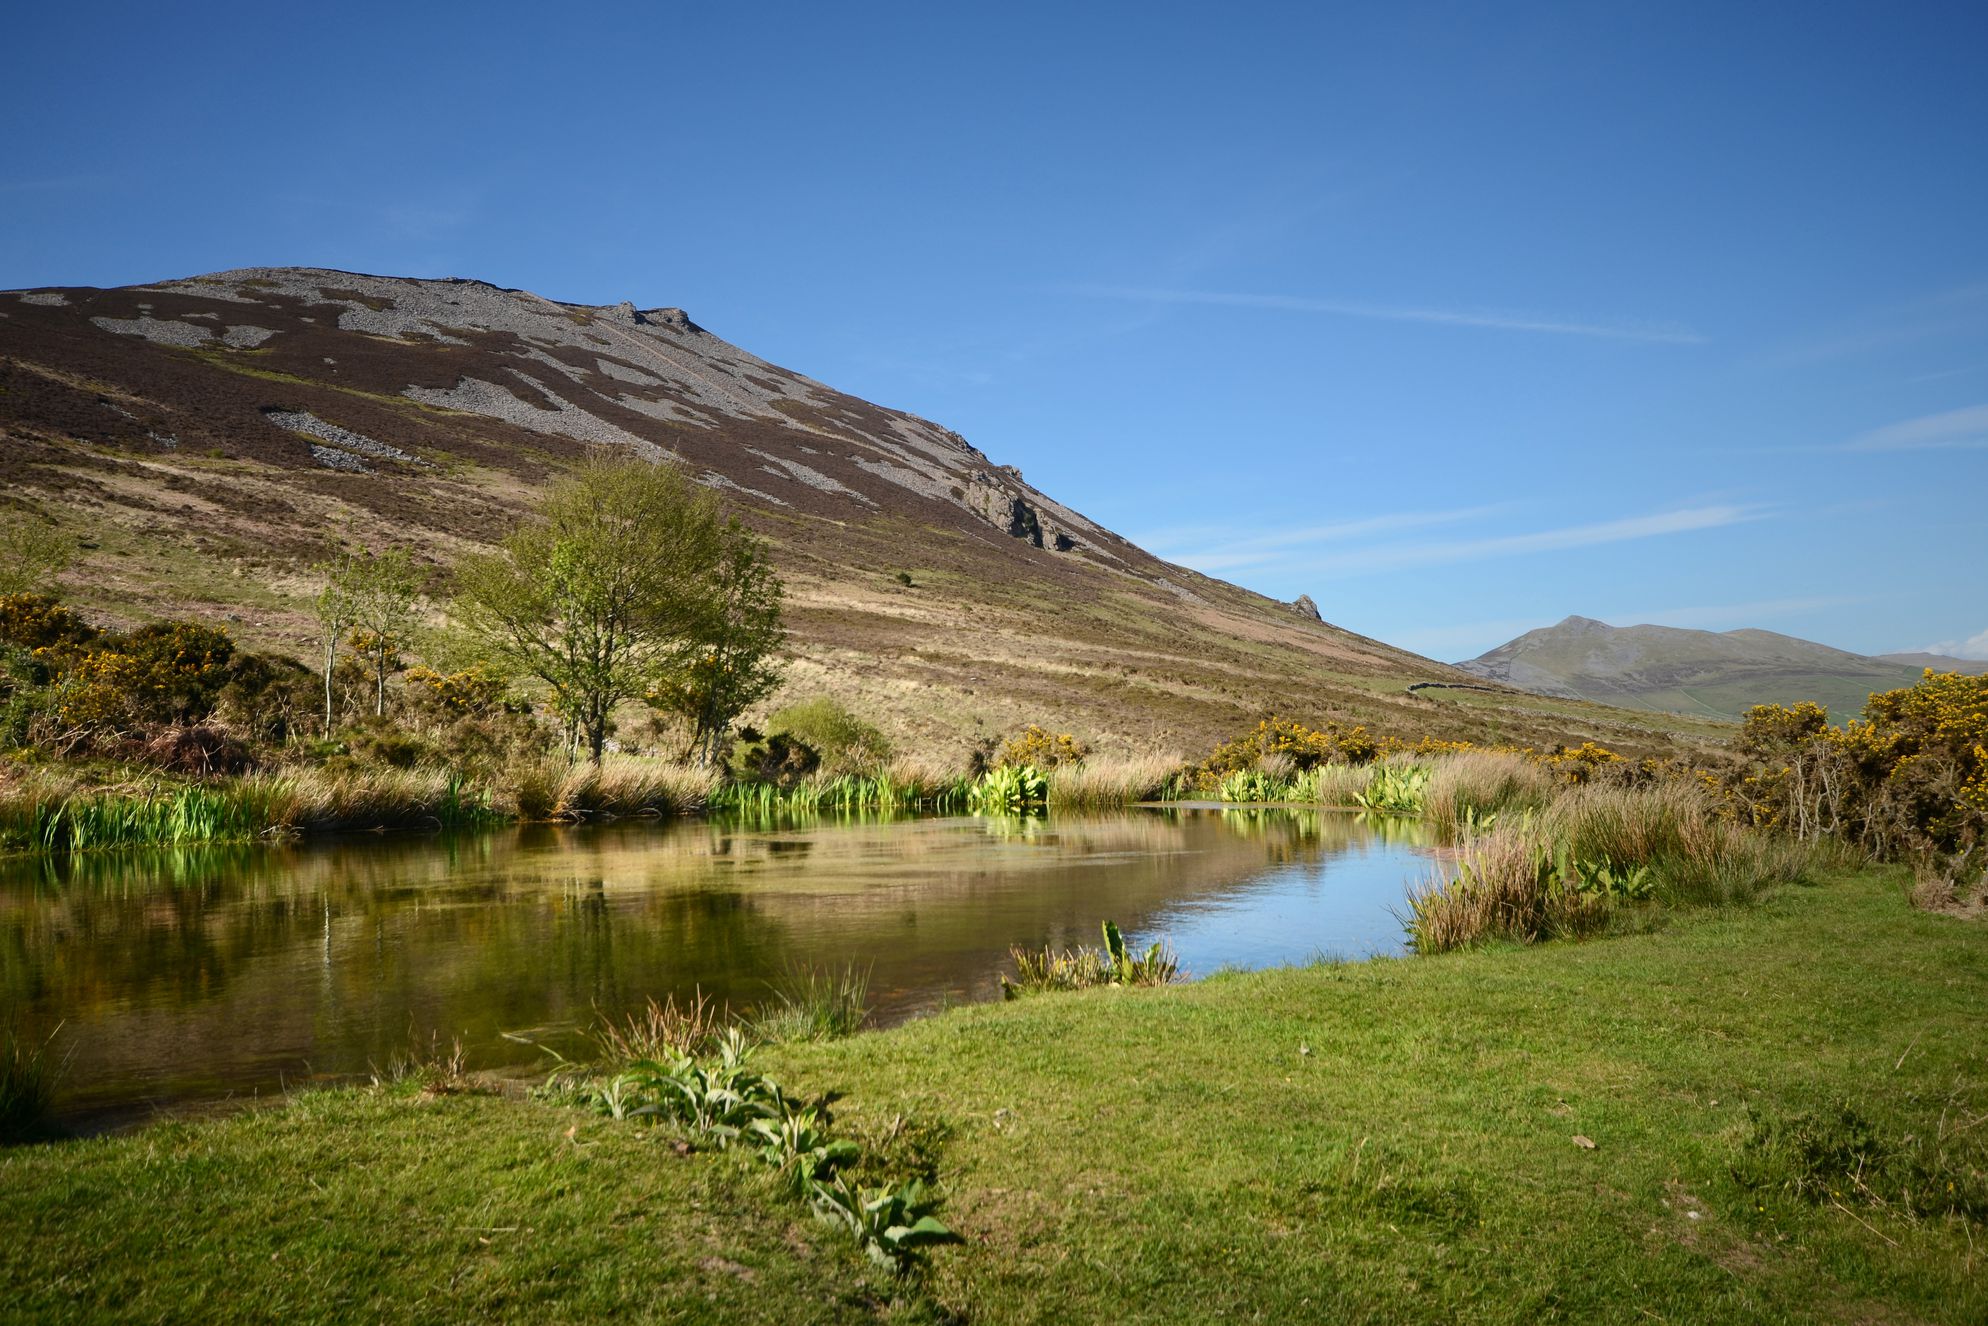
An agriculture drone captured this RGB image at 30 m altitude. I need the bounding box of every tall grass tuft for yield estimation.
[595,991,727,1062]
[549,756,717,819]
[708,768,972,818]
[1403,831,1613,954]
[1047,755,1185,809]
[1423,751,1557,842]
[1288,763,1370,807]
[752,963,871,1042]
[1,1022,65,1143]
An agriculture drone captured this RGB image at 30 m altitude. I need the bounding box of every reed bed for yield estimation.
[707,767,971,817]
[1406,782,1832,952]
[1046,754,1185,809]
[546,756,717,820]
[0,765,502,854]
[1422,750,1558,841]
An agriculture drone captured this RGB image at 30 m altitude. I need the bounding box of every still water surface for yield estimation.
[1,807,1435,1127]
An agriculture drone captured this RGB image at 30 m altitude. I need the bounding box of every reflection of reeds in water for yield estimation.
[1,1020,65,1142]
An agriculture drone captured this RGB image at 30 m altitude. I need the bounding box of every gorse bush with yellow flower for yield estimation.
[1729,670,1987,897]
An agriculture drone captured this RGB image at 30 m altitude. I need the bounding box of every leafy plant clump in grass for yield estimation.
[1003,920,1179,997]
[572,1027,958,1273]
[1352,762,1430,816]
[753,963,871,1043]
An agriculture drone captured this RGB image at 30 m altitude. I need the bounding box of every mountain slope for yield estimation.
[1,269,1711,758]
[1456,616,1934,720]
[1876,652,1988,676]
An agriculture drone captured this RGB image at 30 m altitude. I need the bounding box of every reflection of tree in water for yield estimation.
[3,809,1430,1121]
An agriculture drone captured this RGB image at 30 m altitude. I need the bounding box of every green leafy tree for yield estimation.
[648,519,785,766]
[346,547,422,718]
[452,456,745,764]
[312,558,358,738]
[0,511,74,597]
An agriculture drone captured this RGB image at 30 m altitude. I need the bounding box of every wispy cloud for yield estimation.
[1149,503,1767,581]
[1767,279,1988,367]
[1138,505,1507,572]
[1842,403,1988,451]
[1920,627,1988,661]
[1064,284,1706,344]
[1297,504,1768,578]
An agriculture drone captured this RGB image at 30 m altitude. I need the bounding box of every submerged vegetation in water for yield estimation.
[1,1021,65,1144]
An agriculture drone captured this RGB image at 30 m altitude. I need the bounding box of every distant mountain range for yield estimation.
[1455,616,1986,721]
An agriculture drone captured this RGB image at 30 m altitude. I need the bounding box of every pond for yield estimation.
[0,807,1439,1129]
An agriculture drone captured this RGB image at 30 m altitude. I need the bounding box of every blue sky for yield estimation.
[5,1,1984,661]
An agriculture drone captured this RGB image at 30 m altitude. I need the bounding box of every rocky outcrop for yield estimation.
[1292,594,1322,621]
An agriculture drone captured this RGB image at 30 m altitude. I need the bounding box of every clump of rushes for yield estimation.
[1403,830,1615,954]
[547,755,716,819]
[1422,751,1557,842]
[1003,921,1179,997]
[752,963,871,1043]
[1046,754,1185,809]
[595,991,727,1062]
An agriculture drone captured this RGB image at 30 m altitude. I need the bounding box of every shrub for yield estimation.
[0,594,97,653]
[135,724,254,776]
[1000,724,1088,769]
[767,697,892,776]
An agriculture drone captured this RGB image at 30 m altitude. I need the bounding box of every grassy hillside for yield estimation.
[4,865,1981,1323]
[1,271,1719,760]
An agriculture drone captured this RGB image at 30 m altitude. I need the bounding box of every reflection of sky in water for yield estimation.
[3,809,1440,1127]
[1135,833,1435,972]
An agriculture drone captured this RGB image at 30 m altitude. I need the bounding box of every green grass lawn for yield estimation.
[5,866,1983,1324]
